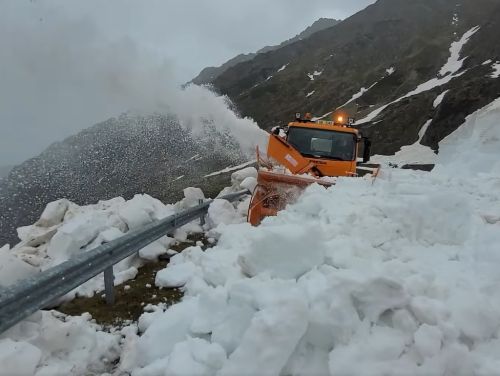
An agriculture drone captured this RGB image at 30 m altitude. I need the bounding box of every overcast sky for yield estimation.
[0,0,374,165]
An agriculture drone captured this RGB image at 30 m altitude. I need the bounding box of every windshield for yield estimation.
[287,127,356,161]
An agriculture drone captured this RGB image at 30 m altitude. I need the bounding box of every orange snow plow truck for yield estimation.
[247,112,380,225]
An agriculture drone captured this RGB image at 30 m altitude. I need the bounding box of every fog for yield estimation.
[0,0,374,165]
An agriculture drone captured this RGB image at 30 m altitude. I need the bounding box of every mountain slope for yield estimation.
[207,0,500,156]
[0,114,245,246]
[191,18,340,85]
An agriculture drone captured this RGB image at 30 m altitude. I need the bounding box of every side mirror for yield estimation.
[363,138,371,163]
[272,126,281,135]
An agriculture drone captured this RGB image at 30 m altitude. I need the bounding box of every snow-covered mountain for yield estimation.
[203,0,500,157]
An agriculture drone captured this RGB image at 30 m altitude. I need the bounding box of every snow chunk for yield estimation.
[0,244,38,287]
[238,225,324,279]
[36,199,70,227]
[118,194,172,229]
[240,176,257,193]
[182,187,205,207]
[1,311,120,375]
[0,339,41,376]
[329,325,409,375]
[156,261,197,288]
[414,324,443,358]
[218,297,308,376]
[439,26,480,76]
[207,199,243,227]
[135,299,198,367]
[351,278,409,322]
[166,338,226,376]
[230,167,257,186]
[139,238,171,261]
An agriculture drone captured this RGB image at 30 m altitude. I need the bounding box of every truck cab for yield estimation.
[271,113,371,177]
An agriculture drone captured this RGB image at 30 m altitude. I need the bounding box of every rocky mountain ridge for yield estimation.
[205,0,500,155]
[191,18,340,85]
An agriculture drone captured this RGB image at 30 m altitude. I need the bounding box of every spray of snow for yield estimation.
[0,1,267,163]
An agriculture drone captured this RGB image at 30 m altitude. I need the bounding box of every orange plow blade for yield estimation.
[247,170,334,226]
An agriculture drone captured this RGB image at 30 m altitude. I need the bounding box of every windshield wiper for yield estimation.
[301,153,347,161]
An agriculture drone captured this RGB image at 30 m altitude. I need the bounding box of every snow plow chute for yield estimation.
[248,113,380,226]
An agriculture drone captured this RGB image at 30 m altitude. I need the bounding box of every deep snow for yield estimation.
[121,97,500,376]
[1,100,500,375]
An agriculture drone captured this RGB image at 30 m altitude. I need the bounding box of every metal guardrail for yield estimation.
[0,190,249,334]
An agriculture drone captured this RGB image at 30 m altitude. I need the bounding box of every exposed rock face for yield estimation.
[204,0,500,155]
[191,18,340,85]
[0,115,245,246]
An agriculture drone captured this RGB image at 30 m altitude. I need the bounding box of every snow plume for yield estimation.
[0,2,266,164]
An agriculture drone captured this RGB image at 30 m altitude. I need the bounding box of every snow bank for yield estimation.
[126,166,500,375]
[122,97,500,376]
[1,192,189,296]
[436,96,500,176]
[0,311,121,376]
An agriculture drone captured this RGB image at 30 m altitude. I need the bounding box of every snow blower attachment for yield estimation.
[248,112,380,225]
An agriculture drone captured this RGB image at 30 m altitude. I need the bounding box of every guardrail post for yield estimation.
[104,266,115,305]
[199,199,206,226]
